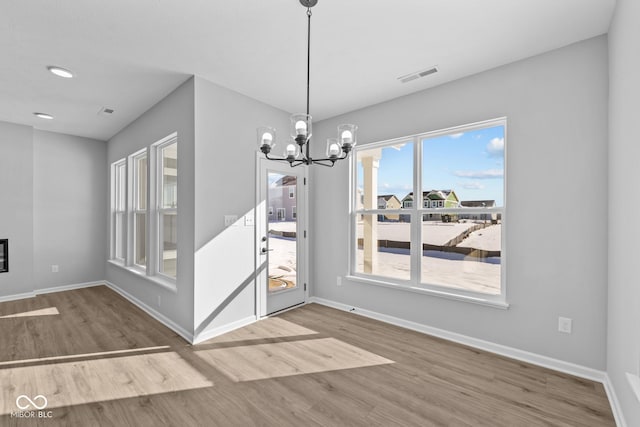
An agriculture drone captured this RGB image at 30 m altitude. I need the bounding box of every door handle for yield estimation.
[260,247,274,255]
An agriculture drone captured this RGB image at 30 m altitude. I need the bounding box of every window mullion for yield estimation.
[126,155,135,267]
[412,136,422,285]
[148,145,157,277]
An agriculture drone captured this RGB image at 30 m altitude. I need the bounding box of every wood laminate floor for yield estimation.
[0,286,615,426]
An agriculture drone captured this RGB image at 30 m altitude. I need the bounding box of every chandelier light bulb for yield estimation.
[261,132,273,145]
[329,143,340,156]
[295,120,307,136]
[286,144,297,157]
[341,130,353,144]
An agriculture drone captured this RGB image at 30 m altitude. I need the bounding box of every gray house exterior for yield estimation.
[268,175,297,222]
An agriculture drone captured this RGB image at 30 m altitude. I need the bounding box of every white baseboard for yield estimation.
[0,281,104,303]
[193,315,257,345]
[308,297,606,383]
[104,281,194,344]
[36,280,103,295]
[603,374,628,427]
[0,291,35,303]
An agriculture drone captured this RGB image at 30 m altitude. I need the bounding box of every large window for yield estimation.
[109,133,178,286]
[352,118,505,302]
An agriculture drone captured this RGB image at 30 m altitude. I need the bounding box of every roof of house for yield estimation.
[272,175,297,187]
[460,200,496,207]
[402,190,456,201]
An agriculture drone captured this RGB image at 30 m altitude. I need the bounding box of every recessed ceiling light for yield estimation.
[47,66,74,79]
[33,112,54,120]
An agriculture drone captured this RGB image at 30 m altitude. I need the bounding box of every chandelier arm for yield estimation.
[311,159,337,167]
[265,153,295,163]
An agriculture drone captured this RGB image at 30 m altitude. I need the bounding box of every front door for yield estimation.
[257,158,307,316]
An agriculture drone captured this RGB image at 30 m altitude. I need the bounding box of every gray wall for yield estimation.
[0,122,107,299]
[0,121,34,298]
[106,77,195,335]
[33,130,107,289]
[192,76,290,338]
[608,0,640,424]
[311,36,609,369]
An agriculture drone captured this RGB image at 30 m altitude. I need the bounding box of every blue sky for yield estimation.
[357,125,504,206]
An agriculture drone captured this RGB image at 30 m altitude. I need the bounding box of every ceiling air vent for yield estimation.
[397,66,438,84]
[97,107,115,116]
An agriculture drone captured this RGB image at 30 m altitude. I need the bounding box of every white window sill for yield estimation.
[344,275,509,310]
[108,259,177,293]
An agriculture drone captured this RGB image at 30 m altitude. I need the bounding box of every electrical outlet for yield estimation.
[558,316,572,334]
[337,276,342,287]
[51,265,59,273]
[244,213,254,226]
[224,215,238,227]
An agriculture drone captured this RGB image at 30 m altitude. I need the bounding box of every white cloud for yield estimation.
[454,169,503,179]
[450,132,465,139]
[461,182,485,190]
[486,137,504,157]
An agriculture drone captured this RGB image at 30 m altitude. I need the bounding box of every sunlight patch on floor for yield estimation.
[0,307,60,319]
[196,337,394,382]
[204,317,318,344]
[0,346,171,367]
[0,351,212,415]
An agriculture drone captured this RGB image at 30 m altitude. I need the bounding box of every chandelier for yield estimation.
[257,0,358,167]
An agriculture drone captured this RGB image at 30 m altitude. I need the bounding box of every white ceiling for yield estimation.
[0,0,616,141]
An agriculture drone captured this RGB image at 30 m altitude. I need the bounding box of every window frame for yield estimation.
[154,134,178,281]
[129,148,148,272]
[110,159,127,263]
[348,118,508,308]
[108,133,179,292]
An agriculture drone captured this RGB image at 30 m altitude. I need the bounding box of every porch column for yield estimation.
[361,152,380,274]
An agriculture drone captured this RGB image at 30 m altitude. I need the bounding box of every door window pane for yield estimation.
[268,172,297,293]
